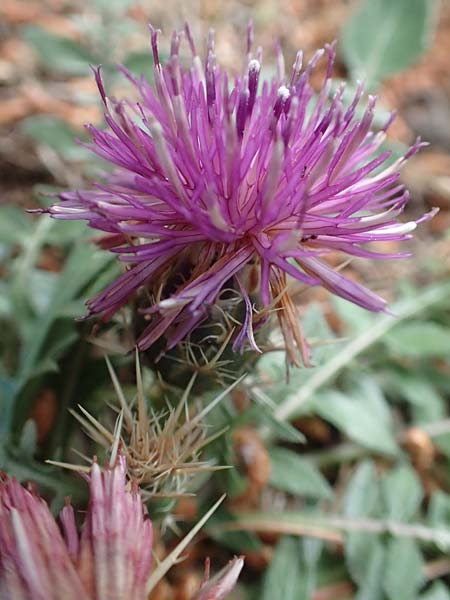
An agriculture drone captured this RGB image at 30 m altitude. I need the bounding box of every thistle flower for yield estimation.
[0,457,242,599]
[0,456,152,600]
[44,23,435,366]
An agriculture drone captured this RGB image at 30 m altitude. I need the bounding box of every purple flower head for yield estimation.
[45,23,435,366]
[0,456,153,599]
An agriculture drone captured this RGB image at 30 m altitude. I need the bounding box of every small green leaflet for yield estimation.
[269,447,333,500]
[341,0,438,88]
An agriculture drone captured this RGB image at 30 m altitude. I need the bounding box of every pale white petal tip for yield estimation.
[248,58,261,72]
[158,298,179,309]
[277,85,290,100]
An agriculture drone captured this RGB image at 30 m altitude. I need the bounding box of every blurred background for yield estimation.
[1,1,450,598]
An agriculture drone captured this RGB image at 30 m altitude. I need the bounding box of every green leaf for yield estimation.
[27,270,58,315]
[341,0,438,88]
[44,220,90,245]
[235,404,305,443]
[123,50,154,77]
[4,241,114,431]
[350,376,393,430]
[302,537,323,597]
[344,461,381,588]
[382,465,423,521]
[22,26,96,75]
[382,371,445,423]
[91,0,138,14]
[18,419,37,459]
[383,538,424,600]
[0,378,19,434]
[354,541,385,600]
[0,443,87,505]
[21,116,89,161]
[420,582,450,600]
[385,322,450,358]
[331,296,375,333]
[269,447,333,500]
[0,206,32,246]
[261,537,304,600]
[259,408,305,443]
[26,356,59,379]
[344,460,380,518]
[427,491,450,528]
[208,508,262,553]
[18,243,111,378]
[30,323,79,377]
[313,391,398,456]
[434,433,450,461]
[274,282,450,422]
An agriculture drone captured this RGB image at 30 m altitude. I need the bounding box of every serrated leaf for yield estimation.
[22,26,96,75]
[383,538,424,600]
[269,447,333,500]
[385,322,450,358]
[261,537,303,600]
[382,465,423,521]
[313,391,398,456]
[341,0,438,88]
